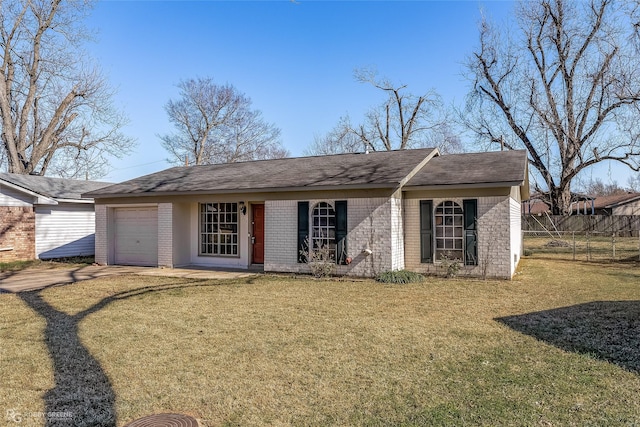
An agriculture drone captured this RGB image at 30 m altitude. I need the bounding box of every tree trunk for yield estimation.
[550,185,573,216]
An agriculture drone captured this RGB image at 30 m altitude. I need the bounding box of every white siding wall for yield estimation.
[509,197,522,276]
[613,201,640,215]
[390,195,405,270]
[35,203,96,259]
[0,185,34,207]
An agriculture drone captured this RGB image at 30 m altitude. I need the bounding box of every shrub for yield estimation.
[440,254,461,278]
[299,238,336,278]
[376,270,424,284]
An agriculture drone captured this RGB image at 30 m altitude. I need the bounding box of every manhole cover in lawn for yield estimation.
[123,413,199,427]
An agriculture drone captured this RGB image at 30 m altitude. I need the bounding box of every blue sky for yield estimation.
[88,0,634,187]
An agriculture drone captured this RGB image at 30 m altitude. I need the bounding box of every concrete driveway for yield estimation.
[0,265,258,293]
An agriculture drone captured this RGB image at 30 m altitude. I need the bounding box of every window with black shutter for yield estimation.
[335,200,348,264]
[297,201,309,263]
[463,199,478,266]
[420,200,433,263]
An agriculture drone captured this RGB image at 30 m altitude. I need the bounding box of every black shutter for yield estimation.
[335,200,348,264]
[420,200,433,263]
[463,199,478,266]
[297,201,309,263]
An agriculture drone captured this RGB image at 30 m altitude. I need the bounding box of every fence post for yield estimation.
[573,231,576,261]
[612,232,616,261]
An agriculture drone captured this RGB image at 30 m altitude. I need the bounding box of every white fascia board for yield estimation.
[53,198,94,204]
[0,178,57,205]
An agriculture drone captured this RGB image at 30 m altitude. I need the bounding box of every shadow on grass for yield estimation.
[496,301,640,374]
[17,278,239,426]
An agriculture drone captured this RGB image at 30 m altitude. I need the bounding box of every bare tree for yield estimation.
[0,0,133,178]
[159,77,288,165]
[304,116,363,156]
[583,178,627,196]
[307,68,460,155]
[464,0,640,215]
[627,174,640,192]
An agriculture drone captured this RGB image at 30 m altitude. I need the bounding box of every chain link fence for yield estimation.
[523,231,640,262]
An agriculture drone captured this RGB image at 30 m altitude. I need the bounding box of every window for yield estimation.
[311,202,336,259]
[421,199,478,265]
[298,200,348,264]
[435,201,464,260]
[200,203,238,256]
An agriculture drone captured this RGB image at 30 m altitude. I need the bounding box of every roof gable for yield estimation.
[405,150,529,188]
[86,148,438,197]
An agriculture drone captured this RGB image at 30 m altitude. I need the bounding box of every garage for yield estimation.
[113,207,158,266]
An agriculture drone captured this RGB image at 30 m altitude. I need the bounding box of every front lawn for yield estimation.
[1,258,639,426]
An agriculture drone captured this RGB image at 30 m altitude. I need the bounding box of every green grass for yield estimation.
[1,258,639,426]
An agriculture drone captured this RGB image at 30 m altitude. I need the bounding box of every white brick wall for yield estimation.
[158,203,173,268]
[94,204,108,265]
[343,197,393,277]
[264,200,299,272]
[477,196,512,279]
[404,196,515,279]
[264,197,398,277]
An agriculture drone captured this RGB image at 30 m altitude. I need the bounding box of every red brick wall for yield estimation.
[0,206,36,262]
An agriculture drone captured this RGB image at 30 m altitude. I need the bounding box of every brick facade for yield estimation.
[94,204,108,265]
[158,203,173,268]
[264,197,397,277]
[0,206,36,262]
[404,196,516,279]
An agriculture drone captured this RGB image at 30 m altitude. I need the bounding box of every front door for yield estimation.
[252,204,265,264]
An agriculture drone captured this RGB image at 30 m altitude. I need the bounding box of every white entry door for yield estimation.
[113,207,158,266]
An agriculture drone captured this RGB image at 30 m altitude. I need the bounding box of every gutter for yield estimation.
[403,180,525,191]
[84,182,403,199]
[0,179,58,205]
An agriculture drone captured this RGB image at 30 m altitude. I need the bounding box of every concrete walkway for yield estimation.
[0,265,258,293]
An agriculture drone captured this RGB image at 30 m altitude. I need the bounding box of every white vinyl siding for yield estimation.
[35,204,96,259]
[509,197,522,276]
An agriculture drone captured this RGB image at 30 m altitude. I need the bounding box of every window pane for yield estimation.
[435,201,464,261]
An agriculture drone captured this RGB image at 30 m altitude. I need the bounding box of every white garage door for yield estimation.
[114,207,158,266]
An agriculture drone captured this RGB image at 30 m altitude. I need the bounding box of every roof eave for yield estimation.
[603,195,640,208]
[0,178,58,205]
[404,180,526,192]
[51,198,94,204]
[88,182,401,199]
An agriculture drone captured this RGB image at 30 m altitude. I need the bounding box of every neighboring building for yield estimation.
[523,192,640,216]
[0,174,111,262]
[85,149,530,279]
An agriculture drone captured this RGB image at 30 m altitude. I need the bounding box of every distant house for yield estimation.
[0,174,111,262]
[523,193,640,216]
[85,149,530,279]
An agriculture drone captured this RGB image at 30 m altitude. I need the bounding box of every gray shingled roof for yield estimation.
[405,150,528,187]
[0,173,112,200]
[86,148,438,197]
